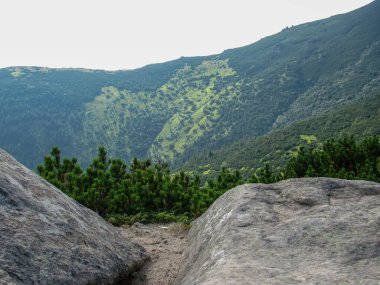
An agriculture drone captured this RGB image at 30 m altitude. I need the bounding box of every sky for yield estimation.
[0,0,373,71]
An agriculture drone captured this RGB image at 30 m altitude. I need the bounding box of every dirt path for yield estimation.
[121,223,189,285]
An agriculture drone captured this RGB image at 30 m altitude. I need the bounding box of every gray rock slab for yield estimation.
[0,149,148,285]
[176,178,380,285]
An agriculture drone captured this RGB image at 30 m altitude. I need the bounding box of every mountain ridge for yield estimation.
[0,0,379,168]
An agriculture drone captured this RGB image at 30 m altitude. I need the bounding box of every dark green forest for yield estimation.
[37,146,243,225]
[37,135,380,225]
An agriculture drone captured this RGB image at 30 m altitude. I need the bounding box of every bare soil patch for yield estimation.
[121,223,189,285]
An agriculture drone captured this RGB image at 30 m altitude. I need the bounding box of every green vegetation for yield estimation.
[284,135,380,182]
[37,146,243,225]
[250,135,380,184]
[148,60,239,161]
[1,1,379,169]
[37,135,379,225]
[183,96,380,177]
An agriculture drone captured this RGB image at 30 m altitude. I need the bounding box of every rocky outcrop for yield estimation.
[176,178,380,285]
[0,149,148,285]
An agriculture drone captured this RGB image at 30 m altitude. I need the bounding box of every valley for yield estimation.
[0,1,379,171]
[1,1,380,284]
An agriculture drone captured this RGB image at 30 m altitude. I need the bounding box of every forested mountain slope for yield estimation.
[181,95,380,177]
[0,1,379,168]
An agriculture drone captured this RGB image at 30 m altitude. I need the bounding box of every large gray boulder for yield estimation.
[0,149,148,284]
[176,178,380,285]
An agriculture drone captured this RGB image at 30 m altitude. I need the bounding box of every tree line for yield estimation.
[37,135,379,224]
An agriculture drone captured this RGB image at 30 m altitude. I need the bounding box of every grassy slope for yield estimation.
[181,95,380,177]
